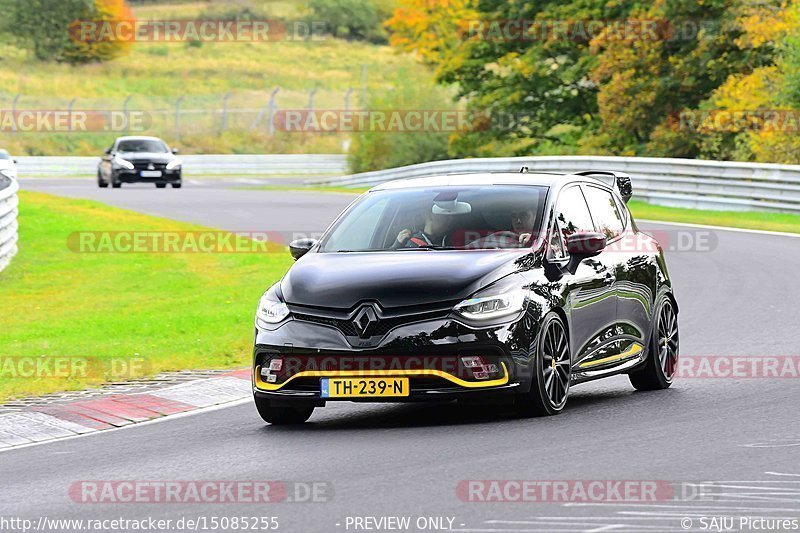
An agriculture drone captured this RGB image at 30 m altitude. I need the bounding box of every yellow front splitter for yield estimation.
[254,363,509,392]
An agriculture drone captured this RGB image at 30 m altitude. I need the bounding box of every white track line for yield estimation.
[563,503,800,511]
[638,219,800,238]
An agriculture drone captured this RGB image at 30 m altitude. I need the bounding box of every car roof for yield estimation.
[369,172,611,192]
[115,136,165,142]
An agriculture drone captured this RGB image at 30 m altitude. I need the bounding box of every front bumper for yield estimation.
[115,169,181,183]
[252,311,534,404]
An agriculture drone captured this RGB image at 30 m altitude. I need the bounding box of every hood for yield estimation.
[281,250,529,309]
[117,152,174,163]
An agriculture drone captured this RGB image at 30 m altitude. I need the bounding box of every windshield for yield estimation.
[0,150,9,159]
[320,186,548,252]
[117,139,168,153]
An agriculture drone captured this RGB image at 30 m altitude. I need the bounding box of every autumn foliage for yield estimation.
[9,0,134,64]
[387,0,800,164]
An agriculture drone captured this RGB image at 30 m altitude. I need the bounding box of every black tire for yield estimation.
[516,312,571,417]
[254,397,314,425]
[155,183,167,189]
[171,182,182,189]
[629,296,678,391]
[97,171,108,188]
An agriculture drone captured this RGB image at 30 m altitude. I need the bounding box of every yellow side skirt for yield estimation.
[578,342,644,369]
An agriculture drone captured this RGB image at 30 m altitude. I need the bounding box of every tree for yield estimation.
[408,0,639,155]
[9,0,133,64]
[385,0,795,163]
[348,70,453,172]
[308,0,394,43]
[385,0,477,67]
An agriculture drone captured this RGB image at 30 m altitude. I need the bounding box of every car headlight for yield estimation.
[113,156,134,170]
[256,285,290,326]
[454,287,528,321]
[166,159,182,170]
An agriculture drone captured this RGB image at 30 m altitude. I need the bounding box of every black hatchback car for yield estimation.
[253,171,679,424]
[98,136,182,189]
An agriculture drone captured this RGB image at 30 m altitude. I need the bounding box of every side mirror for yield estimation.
[171,148,180,154]
[289,238,317,260]
[566,232,606,257]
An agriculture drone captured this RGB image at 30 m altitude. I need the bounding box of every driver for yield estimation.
[394,210,451,248]
[511,208,536,246]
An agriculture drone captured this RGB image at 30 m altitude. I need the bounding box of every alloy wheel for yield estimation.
[541,319,570,407]
[657,300,679,380]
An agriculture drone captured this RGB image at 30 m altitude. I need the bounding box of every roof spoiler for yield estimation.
[573,170,633,204]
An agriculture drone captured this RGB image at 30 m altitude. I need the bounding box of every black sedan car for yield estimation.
[98,136,182,189]
[253,171,679,424]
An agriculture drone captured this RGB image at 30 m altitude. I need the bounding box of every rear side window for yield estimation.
[583,185,624,240]
[551,186,594,259]
[556,186,594,238]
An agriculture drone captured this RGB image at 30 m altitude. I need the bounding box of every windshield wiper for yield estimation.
[331,245,465,253]
[333,249,388,253]
[395,245,462,251]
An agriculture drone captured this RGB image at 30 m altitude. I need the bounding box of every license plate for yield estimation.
[321,377,409,398]
[140,170,162,178]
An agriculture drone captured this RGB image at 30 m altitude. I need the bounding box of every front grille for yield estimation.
[293,313,358,336]
[293,309,450,338]
[132,162,167,170]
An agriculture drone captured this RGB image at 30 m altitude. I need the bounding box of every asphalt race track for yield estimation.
[3,178,799,532]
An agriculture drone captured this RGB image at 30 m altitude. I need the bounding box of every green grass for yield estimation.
[0,0,437,157]
[629,200,800,234]
[0,191,293,401]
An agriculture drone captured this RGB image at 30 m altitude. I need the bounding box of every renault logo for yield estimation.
[147,163,155,170]
[352,306,378,338]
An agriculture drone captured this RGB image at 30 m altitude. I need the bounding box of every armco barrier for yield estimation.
[15,154,348,178]
[311,156,800,213]
[0,174,19,274]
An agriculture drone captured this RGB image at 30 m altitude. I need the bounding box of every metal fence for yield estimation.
[312,155,800,213]
[16,154,347,178]
[0,88,365,139]
[0,175,19,274]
